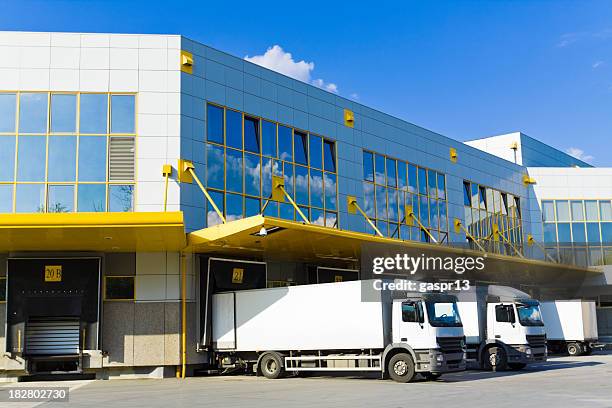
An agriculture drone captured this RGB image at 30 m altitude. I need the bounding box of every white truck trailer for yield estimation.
[457,285,547,371]
[210,280,466,382]
[540,300,600,356]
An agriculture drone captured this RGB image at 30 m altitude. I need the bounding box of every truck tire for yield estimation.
[508,363,527,370]
[483,346,507,371]
[567,343,582,356]
[388,353,416,383]
[260,353,284,379]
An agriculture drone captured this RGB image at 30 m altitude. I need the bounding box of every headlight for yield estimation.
[436,355,444,362]
[525,348,532,355]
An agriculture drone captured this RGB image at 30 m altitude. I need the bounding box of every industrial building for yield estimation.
[0,31,609,380]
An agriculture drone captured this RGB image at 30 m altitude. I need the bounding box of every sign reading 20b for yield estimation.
[44,265,63,282]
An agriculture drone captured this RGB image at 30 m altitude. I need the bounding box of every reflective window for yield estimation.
[586,222,601,243]
[19,93,48,133]
[556,201,570,222]
[0,184,13,212]
[244,116,260,153]
[0,93,16,133]
[557,223,571,243]
[77,184,106,212]
[226,193,243,222]
[295,165,309,205]
[571,201,584,221]
[226,109,242,149]
[600,201,612,221]
[80,94,107,134]
[572,223,586,243]
[48,136,76,181]
[17,136,46,181]
[407,164,417,194]
[324,173,337,211]
[363,182,375,217]
[226,148,243,193]
[111,95,135,133]
[261,120,276,157]
[15,184,44,212]
[245,197,260,217]
[374,154,385,184]
[418,167,427,195]
[309,169,323,208]
[602,223,612,243]
[437,173,446,200]
[363,151,374,182]
[376,186,387,220]
[397,161,407,190]
[294,131,308,165]
[324,140,336,172]
[585,200,599,221]
[207,104,224,143]
[386,158,396,187]
[207,189,224,226]
[105,276,134,300]
[311,207,324,226]
[206,143,224,190]
[543,223,557,243]
[51,94,76,133]
[244,153,261,197]
[0,136,15,181]
[463,181,471,206]
[278,125,292,161]
[309,134,322,169]
[109,185,133,212]
[78,136,107,182]
[48,184,74,212]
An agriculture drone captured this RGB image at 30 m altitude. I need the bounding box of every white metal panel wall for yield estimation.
[213,281,386,352]
[541,301,586,341]
[456,302,480,345]
[581,301,599,340]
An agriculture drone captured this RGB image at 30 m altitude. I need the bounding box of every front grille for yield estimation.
[437,336,464,354]
[526,334,546,348]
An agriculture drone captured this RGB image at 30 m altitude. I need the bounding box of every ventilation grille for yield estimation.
[109,137,135,181]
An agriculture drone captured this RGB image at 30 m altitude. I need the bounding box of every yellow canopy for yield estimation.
[0,212,186,252]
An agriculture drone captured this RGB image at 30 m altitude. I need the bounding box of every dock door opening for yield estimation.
[6,258,101,374]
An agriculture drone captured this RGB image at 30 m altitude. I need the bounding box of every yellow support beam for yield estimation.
[453,218,487,253]
[272,176,310,224]
[527,234,559,263]
[178,160,226,224]
[494,222,525,258]
[406,206,439,244]
[347,196,383,237]
[162,164,172,212]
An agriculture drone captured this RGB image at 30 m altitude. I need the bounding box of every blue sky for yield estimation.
[2,0,611,165]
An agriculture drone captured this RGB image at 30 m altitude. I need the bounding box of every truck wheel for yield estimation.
[388,353,416,383]
[260,353,284,379]
[508,363,527,370]
[567,343,582,356]
[483,346,507,371]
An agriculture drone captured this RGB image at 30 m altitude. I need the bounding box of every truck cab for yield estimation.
[484,299,547,370]
[389,295,466,378]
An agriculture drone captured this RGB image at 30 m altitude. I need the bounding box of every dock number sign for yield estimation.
[44,265,63,282]
[231,268,244,284]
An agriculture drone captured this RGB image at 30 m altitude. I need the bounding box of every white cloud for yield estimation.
[565,147,594,163]
[349,93,359,100]
[245,45,339,94]
[592,60,604,69]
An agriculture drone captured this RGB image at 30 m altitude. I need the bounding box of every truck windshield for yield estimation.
[425,302,462,327]
[516,303,544,326]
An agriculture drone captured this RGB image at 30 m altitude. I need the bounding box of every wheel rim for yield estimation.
[265,359,277,374]
[393,360,408,376]
[489,352,499,366]
[568,345,577,354]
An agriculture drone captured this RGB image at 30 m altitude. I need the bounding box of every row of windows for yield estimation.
[0,135,129,183]
[543,222,612,244]
[204,104,338,227]
[207,103,336,172]
[0,92,135,134]
[0,183,133,213]
[362,150,448,243]
[542,200,612,223]
[0,92,136,213]
[463,181,521,217]
[363,151,446,199]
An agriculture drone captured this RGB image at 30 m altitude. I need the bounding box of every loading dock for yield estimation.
[6,258,101,374]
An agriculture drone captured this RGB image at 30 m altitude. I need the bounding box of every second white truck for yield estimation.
[540,300,600,356]
[209,280,466,382]
[457,285,547,370]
